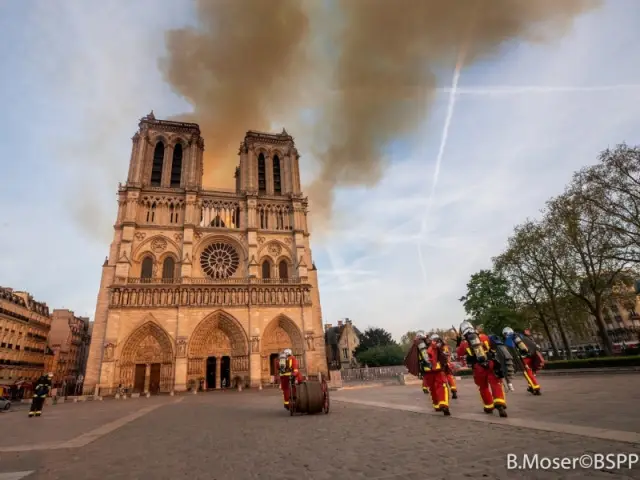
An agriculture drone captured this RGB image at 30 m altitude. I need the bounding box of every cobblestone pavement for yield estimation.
[336,374,640,435]
[0,376,637,480]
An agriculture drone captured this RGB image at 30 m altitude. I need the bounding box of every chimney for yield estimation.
[324,323,333,331]
[337,320,343,327]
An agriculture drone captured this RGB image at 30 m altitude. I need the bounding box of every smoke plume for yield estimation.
[162,0,601,225]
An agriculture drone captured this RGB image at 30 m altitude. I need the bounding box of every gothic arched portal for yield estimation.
[119,321,174,393]
[260,315,305,383]
[187,310,249,388]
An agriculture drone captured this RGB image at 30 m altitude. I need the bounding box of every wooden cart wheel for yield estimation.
[322,379,330,414]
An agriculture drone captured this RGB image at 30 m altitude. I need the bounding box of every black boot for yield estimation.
[441,406,451,416]
[484,407,494,415]
[497,405,508,418]
[452,390,458,399]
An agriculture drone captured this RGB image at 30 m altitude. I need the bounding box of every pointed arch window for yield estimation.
[170,144,182,187]
[150,142,164,186]
[258,153,266,194]
[141,256,154,281]
[273,155,281,194]
[261,260,271,279]
[278,260,288,279]
[162,257,175,280]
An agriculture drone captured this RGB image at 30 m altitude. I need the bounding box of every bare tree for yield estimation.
[493,220,570,357]
[542,191,637,356]
[573,144,640,263]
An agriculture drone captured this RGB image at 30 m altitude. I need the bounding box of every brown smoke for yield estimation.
[160,0,311,188]
[161,0,601,225]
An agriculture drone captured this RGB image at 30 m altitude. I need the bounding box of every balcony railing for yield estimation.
[114,277,302,286]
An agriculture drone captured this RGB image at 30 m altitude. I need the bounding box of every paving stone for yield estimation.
[0,376,637,479]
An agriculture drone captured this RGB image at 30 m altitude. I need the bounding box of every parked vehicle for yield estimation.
[0,396,11,411]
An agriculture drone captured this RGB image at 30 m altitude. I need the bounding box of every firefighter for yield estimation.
[29,372,53,417]
[423,334,450,415]
[456,322,508,417]
[503,327,543,395]
[405,333,450,415]
[437,338,458,399]
[278,348,303,410]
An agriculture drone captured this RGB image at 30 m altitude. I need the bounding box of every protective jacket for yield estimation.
[34,376,52,398]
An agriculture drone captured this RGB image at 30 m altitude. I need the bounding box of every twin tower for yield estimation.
[83,112,326,394]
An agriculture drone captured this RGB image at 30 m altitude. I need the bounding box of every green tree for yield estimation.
[354,327,396,356]
[355,344,405,367]
[459,269,525,335]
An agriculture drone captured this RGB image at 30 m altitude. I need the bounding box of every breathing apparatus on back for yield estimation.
[503,327,529,356]
[416,335,432,370]
[278,352,288,374]
[460,321,488,365]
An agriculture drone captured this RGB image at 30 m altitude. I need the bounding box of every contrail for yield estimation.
[416,46,466,286]
[437,84,640,95]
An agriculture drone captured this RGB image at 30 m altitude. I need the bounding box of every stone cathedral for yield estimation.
[83,112,328,395]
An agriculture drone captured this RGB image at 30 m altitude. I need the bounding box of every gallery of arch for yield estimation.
[83,112,328,394]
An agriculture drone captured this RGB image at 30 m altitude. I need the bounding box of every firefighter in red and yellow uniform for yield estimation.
[439,341,458,399]
[421,334,451,416]
[456,322,508,417]
[279,348,304,410]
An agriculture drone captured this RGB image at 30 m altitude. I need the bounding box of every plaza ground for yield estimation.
[0,375,639,479]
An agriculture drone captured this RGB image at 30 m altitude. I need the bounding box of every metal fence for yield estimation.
[340,366,408,383]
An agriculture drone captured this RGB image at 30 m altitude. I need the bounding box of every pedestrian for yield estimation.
[29,372,53,417]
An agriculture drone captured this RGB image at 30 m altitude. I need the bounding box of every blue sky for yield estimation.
[1,1,640,340]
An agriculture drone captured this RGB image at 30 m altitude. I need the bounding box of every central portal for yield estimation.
[206,356,217,390]
[186,311,251,389]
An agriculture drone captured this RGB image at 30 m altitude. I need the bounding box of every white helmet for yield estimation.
[47,372,54,378]
[502,327,514,337]
[460,321,474,335]
[283,348,292,356]
[430,333,440,341]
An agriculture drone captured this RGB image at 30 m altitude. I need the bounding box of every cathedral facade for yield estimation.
[83,113,327,394]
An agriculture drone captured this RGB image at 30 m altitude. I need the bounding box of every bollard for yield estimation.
[237,384,242,392]
[170,391,175,396]
[258,384,263,391]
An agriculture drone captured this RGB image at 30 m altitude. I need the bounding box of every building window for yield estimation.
[199,242,240,279]
[150,142,164,186]
[262,261,271,279]
[278,260,288,279]
[141,256,154,280]
[342,348,348,360]
[170,144,182,187]
[162,257,175,280]
[273,155,281,194]
[258,153,266,194]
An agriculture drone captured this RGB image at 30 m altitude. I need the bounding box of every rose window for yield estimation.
[200,242,240,279]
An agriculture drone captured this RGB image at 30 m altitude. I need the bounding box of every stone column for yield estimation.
[265,155,274,195]
[215,358,221,389]
[161,145,174,187]
[144,364,151,393]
